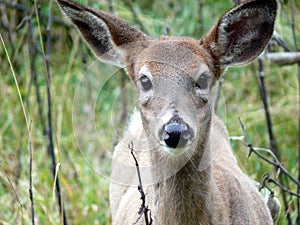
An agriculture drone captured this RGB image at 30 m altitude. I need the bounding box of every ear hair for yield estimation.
[200,0,277,78]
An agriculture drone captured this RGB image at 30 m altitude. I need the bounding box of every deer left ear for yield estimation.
[201,0,277,72]
[57,0,149,68]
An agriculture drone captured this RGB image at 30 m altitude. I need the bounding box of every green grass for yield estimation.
[1,0,300,224]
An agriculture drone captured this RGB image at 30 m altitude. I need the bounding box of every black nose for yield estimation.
[161,115,193,148]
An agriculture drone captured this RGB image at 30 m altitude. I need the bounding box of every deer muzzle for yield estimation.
[160,115,194,149]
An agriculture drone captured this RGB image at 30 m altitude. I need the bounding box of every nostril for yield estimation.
[162,122,191,148]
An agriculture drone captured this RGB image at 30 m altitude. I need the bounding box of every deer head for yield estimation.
[57,0,277,162]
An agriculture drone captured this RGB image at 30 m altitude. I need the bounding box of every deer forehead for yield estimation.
[135,37,211,79]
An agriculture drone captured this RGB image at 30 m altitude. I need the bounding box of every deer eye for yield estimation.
[194,74,210,90]
[140,76,152,91]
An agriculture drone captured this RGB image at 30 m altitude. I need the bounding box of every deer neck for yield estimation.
[152,133,213,225]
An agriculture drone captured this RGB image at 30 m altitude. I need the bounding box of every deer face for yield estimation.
[57,0,277,156]
[130,38,216,153]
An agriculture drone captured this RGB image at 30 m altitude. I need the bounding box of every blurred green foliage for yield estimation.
[0,0,300,224]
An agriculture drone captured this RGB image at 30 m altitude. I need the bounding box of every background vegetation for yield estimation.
[0,0,300,224]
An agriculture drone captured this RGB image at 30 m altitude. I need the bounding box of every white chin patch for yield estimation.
[162,145,188,155]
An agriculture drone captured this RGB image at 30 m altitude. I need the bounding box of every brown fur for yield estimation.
[57,0,277,224]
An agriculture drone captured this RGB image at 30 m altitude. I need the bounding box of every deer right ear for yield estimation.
[57,0,149,68]
[200,0,277,77]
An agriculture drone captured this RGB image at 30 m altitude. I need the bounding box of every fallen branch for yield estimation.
[129,142,152,225]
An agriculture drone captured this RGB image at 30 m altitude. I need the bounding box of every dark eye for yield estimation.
[194,74,210,90]
[140,76,152,91]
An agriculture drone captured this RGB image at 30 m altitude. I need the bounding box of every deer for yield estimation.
[57,0,278,224]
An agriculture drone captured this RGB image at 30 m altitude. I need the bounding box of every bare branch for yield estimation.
[35,0,68,223]
[256,58,279,158]
[272,31,293,52]
[129,142,152,225]
[0,0,71,28]
[0,165,23,208]
[256,57,292,224]
[261,174,300,198]
[266,52,300,66]
[26,5,46,136]
[238,118,300,194]
[285,0,300,223]
[28,120,35,225]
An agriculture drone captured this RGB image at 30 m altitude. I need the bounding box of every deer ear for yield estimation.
[57,0,149,68]
[201,0,277,71]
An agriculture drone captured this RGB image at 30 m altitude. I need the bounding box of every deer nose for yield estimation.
[161,115,193,148]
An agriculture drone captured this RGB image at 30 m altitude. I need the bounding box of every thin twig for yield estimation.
[1,28,31,224]
[0,3,15,51]
[239,118,300,225]
[256,58,292,224]
[29,120,35,225]
[0,33,30,132]
[129,142,152,225]
[44,0,68,224]
[33,0,68,223]
[0,0,71,28]
[287,0,300,223]
[279,2,300,223]
[0,164,24,220]
[248,146,300,188]
[0,0,26,11]
[0,166,23,207]
[26,4,46,136]
[272,31,293,52]
[239,118,300,195]
[261,174,300,198]
[257,58,279,158]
